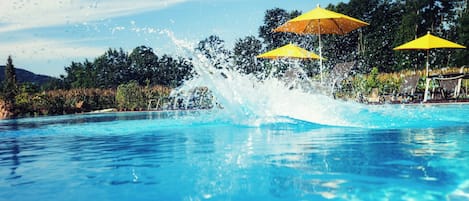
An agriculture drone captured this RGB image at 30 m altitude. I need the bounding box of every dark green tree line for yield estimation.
[62,46,194,89]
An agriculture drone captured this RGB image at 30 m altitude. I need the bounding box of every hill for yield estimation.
[0,66,57,85]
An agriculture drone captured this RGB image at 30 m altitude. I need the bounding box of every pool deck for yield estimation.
[371,99,469,106]
[423,99,469,105]
[362,94,469,105]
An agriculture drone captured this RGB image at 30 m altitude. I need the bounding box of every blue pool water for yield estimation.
[1,105,469,201]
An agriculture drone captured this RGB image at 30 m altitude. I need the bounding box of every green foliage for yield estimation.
[116,81,145,111]
[115,81,172,111]
[129,46,158,85]
[2,56,18,103]
[233,36,263,75]
[13,93,60,116]
[157,55,193,87]
[346,67,403,98]
[195,35,231,69]
[258,8,302,50]
[18,82,40,94]
[93,48,131,88]
[12,88,117,117]
[63,60,95,89]
[366,67,380,90]
[61,47,193,90]
[325,1,380,68]
[455,11,469,66]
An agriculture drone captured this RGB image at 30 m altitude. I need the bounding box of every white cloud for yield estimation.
[0,38,105,59]
[0,0,189,33]
[0,38,106,76]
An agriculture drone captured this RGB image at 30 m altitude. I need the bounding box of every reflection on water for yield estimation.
[0,112,468,200]
[260,127,469,200]
[2,139,20,180]
[0,111,201,132]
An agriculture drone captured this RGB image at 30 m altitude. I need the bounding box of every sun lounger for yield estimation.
[433,67,466,100]
[326,61,356,95]
[367,87,383,104]
[436,79,459,99]
[396,75,421,103]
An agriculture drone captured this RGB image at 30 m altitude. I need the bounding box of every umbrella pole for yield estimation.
[423,49,430,102]
[318,20,323,84]
[426,49,429,77]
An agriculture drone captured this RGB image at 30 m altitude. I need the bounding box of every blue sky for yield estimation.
[0,0,347,77]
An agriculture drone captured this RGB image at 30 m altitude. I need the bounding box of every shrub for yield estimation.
[116,81,145,111]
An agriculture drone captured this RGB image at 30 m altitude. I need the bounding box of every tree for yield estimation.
[195,35,231,69]
[454,2,469,66]
[93,48,130,88]
[63,61,84,89]
[393,1,419,71]
[129,46,159,85]
[233,36,263,75]
[258,8,302,50]
[154,55,193,87]
[63,60,96,89]
[323,1,380,71]
[173,56,194,86]
[363,0,403,72]
[2,56,18,102]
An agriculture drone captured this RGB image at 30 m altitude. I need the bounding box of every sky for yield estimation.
[0,0,347,77]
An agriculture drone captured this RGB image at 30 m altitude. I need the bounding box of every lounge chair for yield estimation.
[435,78,464,99]
[367,87,383,104]
[326,61,356,95]
[396,75,420,103]
[433,67,466,100]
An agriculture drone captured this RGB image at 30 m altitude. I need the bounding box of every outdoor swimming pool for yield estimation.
[1,104,468,201]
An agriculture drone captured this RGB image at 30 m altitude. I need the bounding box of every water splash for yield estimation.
[159,30,469,129]
[156,31,353,127]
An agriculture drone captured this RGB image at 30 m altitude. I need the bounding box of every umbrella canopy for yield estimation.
[394,32,466,76]
[257,44,321,60]
[273,6,369,35]
[394,32,466,50]
[273,5,368,83]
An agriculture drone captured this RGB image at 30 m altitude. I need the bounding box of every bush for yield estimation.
[46,88,116,113]
[116,81,145,111]
[11,88,117,117]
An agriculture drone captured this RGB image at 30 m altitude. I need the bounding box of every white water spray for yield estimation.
[158,30,469,129]
[158,30,366,127]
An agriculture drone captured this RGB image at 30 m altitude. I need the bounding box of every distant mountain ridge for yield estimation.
[0,65,57,85]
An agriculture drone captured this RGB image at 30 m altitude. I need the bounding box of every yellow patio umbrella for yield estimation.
[273,5,369,83]
[393,31,466,77]
[257,43,321,60]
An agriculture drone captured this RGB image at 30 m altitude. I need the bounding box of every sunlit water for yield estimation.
[1,106,468,201]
